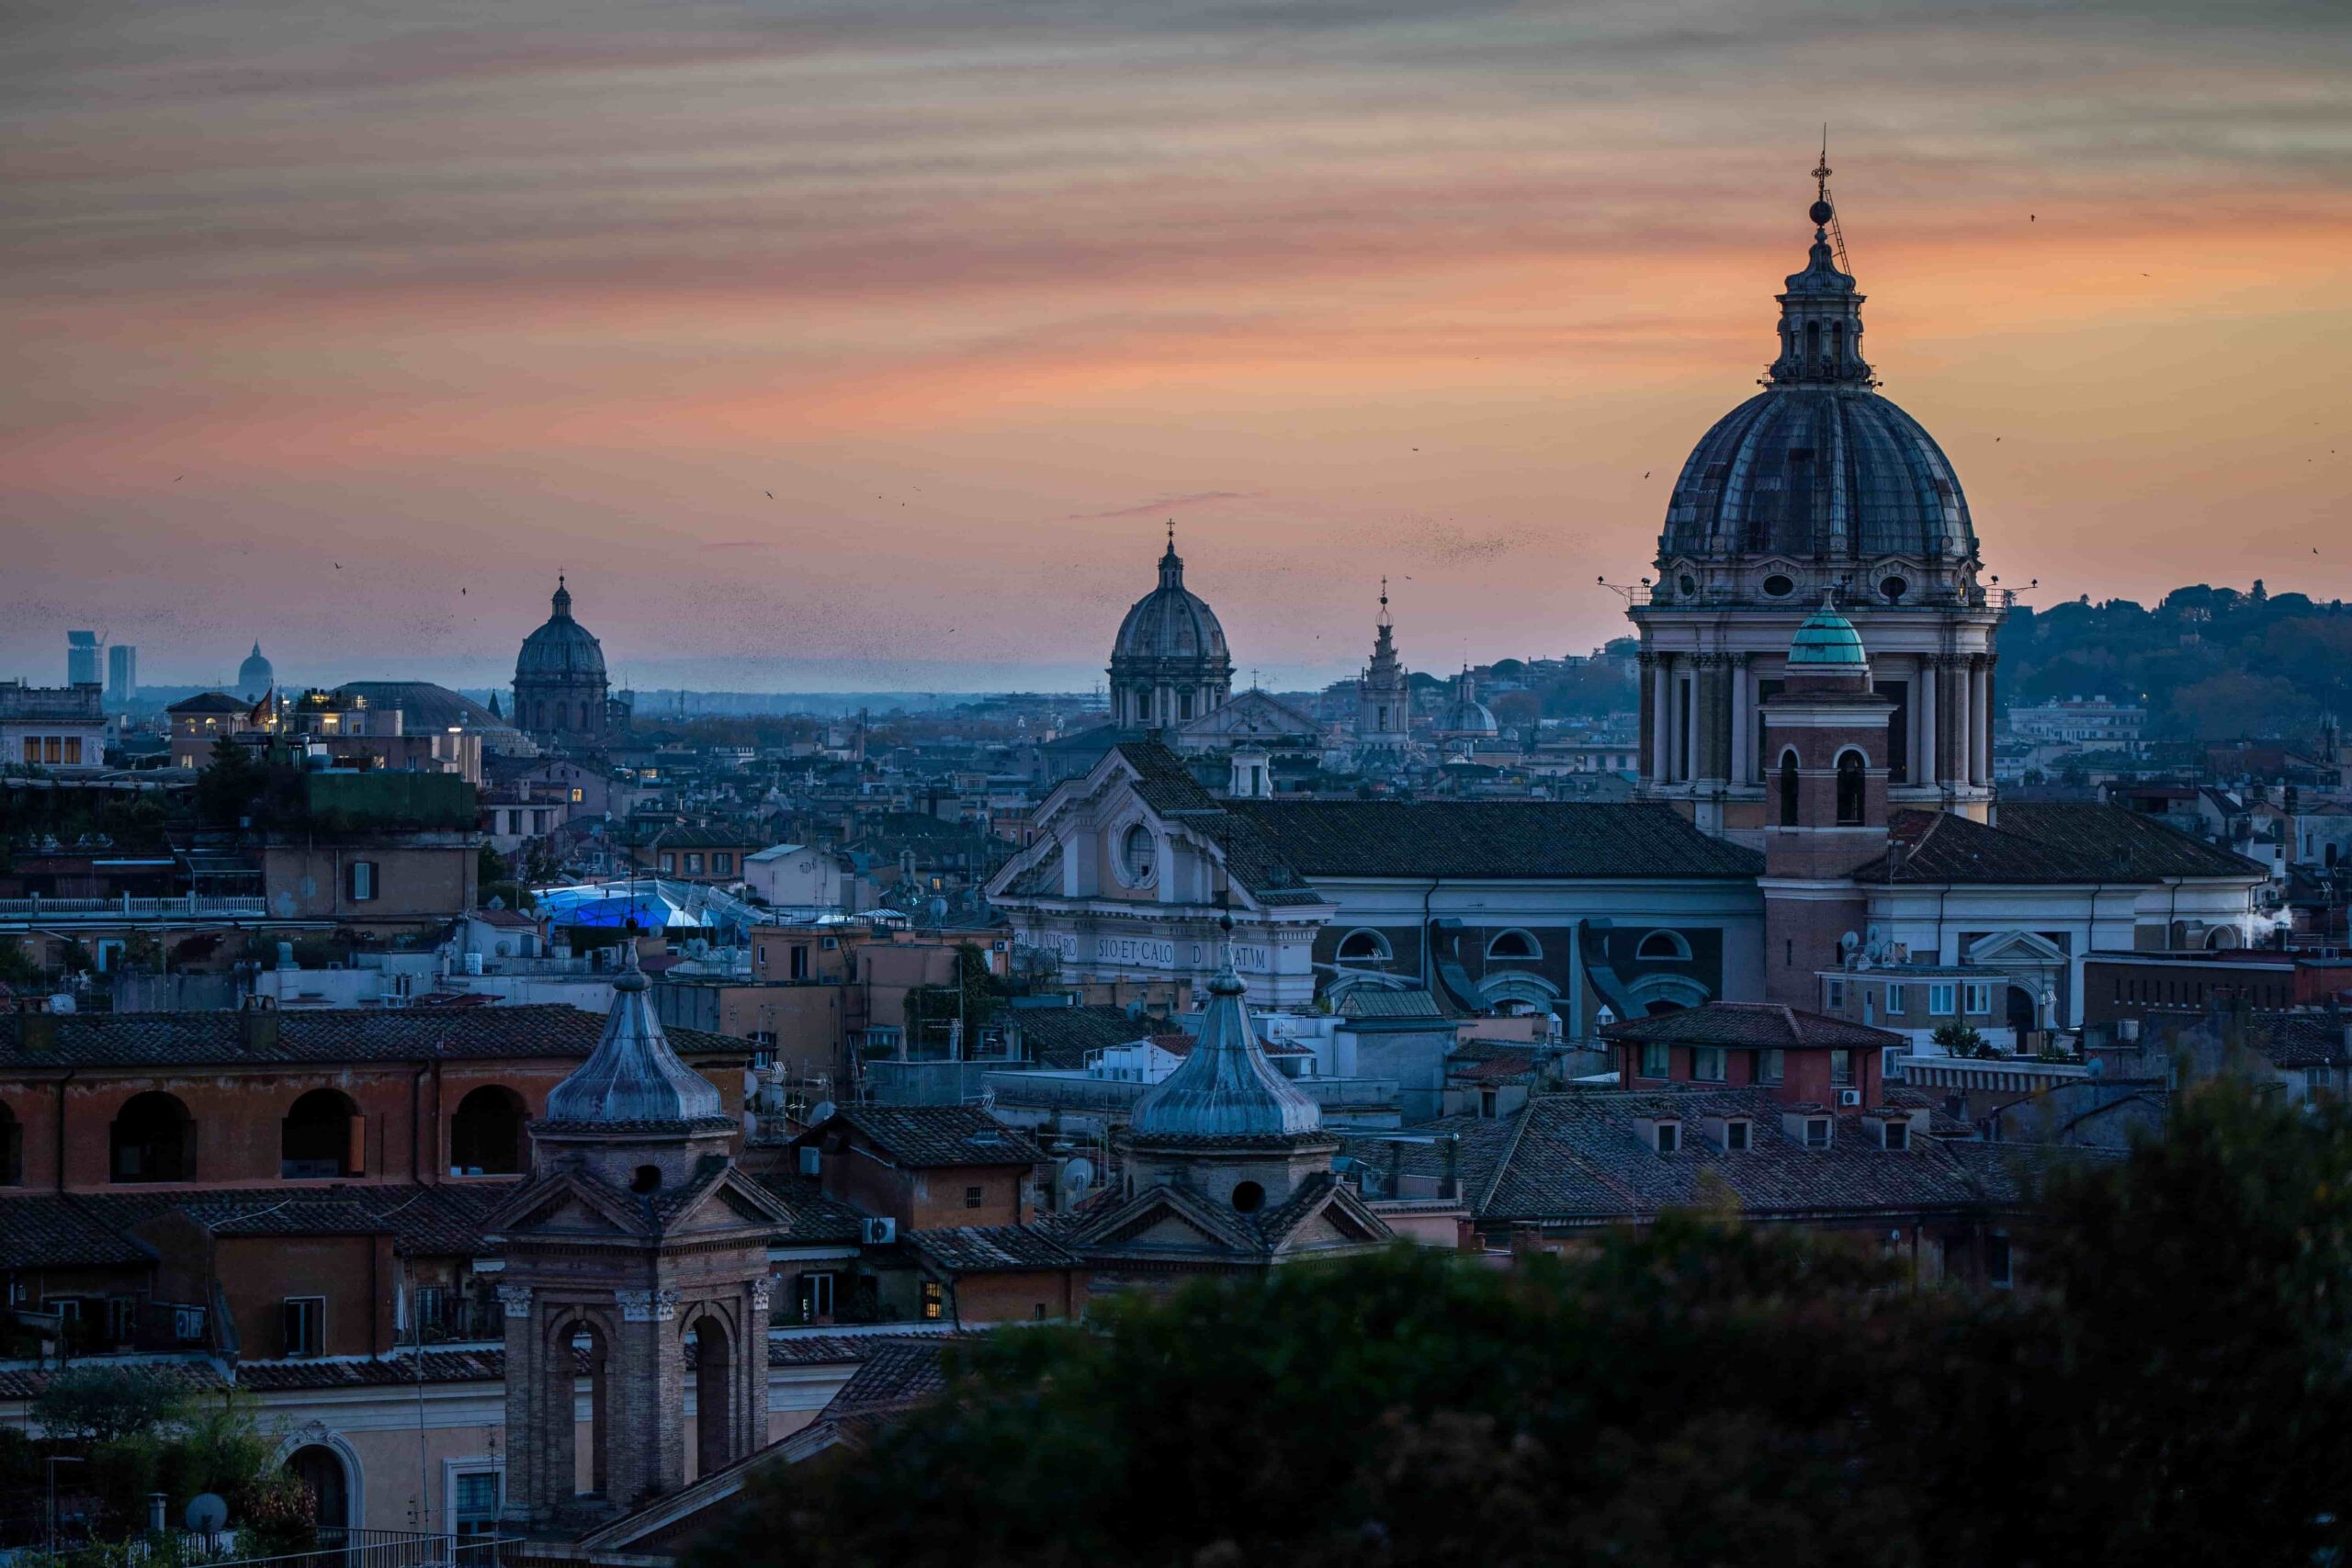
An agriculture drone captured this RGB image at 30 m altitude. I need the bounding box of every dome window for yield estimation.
[1763,574,1794,599]
[1120,823,1158,886]
[1230,1180,1265,1214]
[1678,573,1696,598]
[1881,575,1908,602]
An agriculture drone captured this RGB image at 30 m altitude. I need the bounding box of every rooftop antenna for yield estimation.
[1814,127,1851,273]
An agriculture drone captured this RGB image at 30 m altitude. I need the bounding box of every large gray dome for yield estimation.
[1659,196,1975,570]
[1114,540,1229,665]
[515,578,606,682]
[237,642,274,700]
[1662,387,1973,563]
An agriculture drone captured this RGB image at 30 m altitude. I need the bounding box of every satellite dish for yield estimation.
[487,895,505,910]
[1839,931,1860,954]
[808,1100,836,1125]
[186,1495,229,1535]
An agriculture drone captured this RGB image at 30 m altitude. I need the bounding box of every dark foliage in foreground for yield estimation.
[701,1080,2352,1567]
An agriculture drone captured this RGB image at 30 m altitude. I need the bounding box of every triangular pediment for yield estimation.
[1073,1186,1263,1257]
[1964,929,2068,965]
[488,1173,652,1238]
[1264,1180,1395,1256]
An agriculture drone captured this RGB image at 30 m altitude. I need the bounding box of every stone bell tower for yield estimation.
[486,945,791,1533]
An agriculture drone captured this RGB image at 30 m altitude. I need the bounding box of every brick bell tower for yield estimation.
[1758,596,1892,1006]
[486,943,791,1535]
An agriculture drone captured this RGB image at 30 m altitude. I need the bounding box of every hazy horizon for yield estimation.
[7,1,2348,694]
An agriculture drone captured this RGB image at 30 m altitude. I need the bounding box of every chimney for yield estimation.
[242,997,280,1053]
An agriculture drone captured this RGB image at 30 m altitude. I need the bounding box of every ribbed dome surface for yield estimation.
[1130,952,1319,1140]
[543,953,724,1126]
[516,579,607,682]
[1663,388,1972,563]
[1114,544,1229,665]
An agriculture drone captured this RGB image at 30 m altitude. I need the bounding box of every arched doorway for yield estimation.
[2006,986,2039,1043]
[110,1092,194,1183]
[450,1086,526,1175]
[689,1315,733,1480]
[281,1089,363,1179]
[285,1444,350,1532]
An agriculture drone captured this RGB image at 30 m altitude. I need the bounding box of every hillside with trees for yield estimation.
[1999,581,2352,742]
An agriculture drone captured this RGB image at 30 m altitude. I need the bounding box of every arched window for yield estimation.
[1336,929,1391,964]
[111,1091,194,1183]
[533,701,548,730]
[1487,930,1541,961]
[1120,823,1157,886]
[284,1445,350,1530]
[1805,321,1822,363]
[0,1102,19,1186]
[1635,930,1691,962]
[280,1089,363,1179]
[578,701,592,730]
[450,1085,526,1176]
[1836,750,1866,826]
[1778,750,1800,828]
[552,702,568,731]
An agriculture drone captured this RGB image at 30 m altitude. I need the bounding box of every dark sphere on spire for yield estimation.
[1809,198,1834,225]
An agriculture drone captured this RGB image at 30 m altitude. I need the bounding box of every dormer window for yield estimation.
[1655,1122,1680,1155]
[1804,1117,1831,1149]
[1883,1120,1909,1152]
[1724,1119,1751,1152]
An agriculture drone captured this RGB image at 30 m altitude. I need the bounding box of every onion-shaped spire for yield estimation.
[543,942,724,1126]
[1129,918,1320,1140]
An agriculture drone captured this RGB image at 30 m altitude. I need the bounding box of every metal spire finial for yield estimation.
[1813,126,1831,204]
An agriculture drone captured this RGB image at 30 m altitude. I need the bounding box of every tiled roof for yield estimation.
[1337,988,1446,1020]
[1470,1088,2030,1226]
[907,1224,1082,1272]
[0,1194,155,1268]
[6,1183,513,1266]
[816,1105,1045,1168]
[236,1349,507,1389]
[1008,1004,1153,1070]
[1849,806,2266,886]
[2249,1012,2352,1069]
[0,1359,230,1400]
[1600,1002,1904,1050]
[647,825,760,850]
[766,1332,954,1368]
[749,1173,868,1244]
[820,1339,946,1417]
[0,1004,747,1070]
[1224,798,1765,880]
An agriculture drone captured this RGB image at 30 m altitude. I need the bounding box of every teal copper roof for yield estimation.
[1788,595,1869,667]
[1128,925,1319,1140]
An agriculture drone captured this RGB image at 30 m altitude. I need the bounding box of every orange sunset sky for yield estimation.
[5,0,2349,693]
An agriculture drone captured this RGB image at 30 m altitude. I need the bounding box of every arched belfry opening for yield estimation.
[482,943,792,1531]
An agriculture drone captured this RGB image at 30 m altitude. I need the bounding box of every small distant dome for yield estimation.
[1113,539,1229,666]
[1788,595,1869,667]
[236,642,274,700]
[1438,671,1498,737]
[516,576,607,683]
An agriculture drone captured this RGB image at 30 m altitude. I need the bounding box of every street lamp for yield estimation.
[47,1454,84,1558]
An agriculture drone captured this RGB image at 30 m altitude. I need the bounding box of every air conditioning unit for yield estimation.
[797,1146,821,1177]
[1838,1089,1862,1108]
[821,936,840,951]
[860,1217,897,1246]
[990,941,1009,953]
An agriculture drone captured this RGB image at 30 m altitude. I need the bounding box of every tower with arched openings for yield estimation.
[484,944,791,1529]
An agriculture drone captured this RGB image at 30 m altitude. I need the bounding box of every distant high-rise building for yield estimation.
[107,644,137,705]
[67,630,102,687]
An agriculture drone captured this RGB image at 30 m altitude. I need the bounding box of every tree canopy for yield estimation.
[706,1078,2352,1567]
[1998,582,2352,740]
